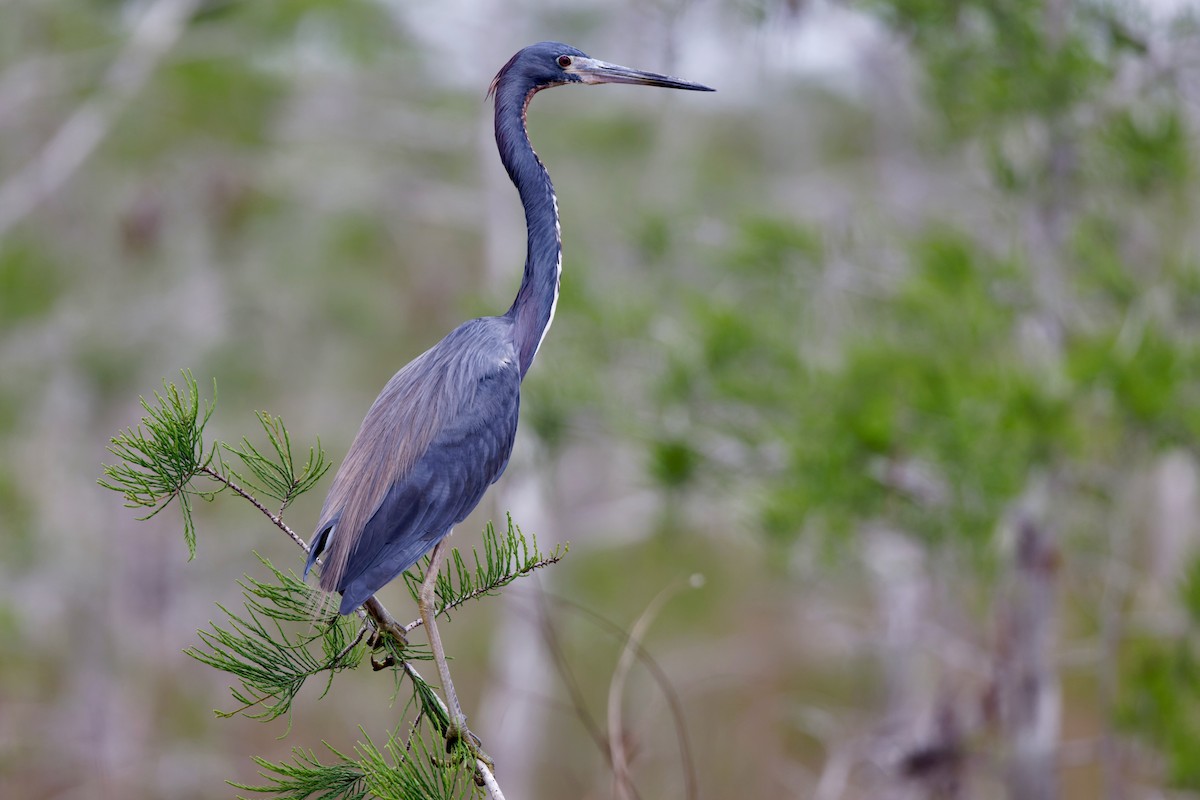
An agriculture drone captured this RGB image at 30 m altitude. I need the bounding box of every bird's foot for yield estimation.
[368,619,409,649]
[442,715,494,773]
[369,652,395,670]
[366,623,407,670]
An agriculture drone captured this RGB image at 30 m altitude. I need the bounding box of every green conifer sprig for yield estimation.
[402,517,566,622]
[99,370,218,558]
[223,411,330,513]
[356,728,478,800]
[185,554,369,722]
[401,663,448,731]
[234,746,369,800]
[238,727,483,800]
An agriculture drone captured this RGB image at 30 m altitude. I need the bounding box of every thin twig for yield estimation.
[200,464,408,648]
[0,0,202,240]
[404,708,427,753]
[813,739,859,800]
[607,577,698,800]
[534,583,613,759]
[199,462,414,646]
[332,622,370,667]
[198,466,310,551]
[544,589,697,800]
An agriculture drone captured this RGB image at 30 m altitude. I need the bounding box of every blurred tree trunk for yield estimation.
[477,461,558,800]
[866,528,967,800]
[993,513,1061,800]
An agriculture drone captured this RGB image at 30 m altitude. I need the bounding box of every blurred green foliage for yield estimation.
[2,0,1200,796]
[868,0,1113,136]
[542,3,1200,552]
[528,1,1200,784]
[0,237,63,326]
[1119,556,1200,789]
[115,59,285,154]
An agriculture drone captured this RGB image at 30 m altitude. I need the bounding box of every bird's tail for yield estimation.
[303,523,343,622]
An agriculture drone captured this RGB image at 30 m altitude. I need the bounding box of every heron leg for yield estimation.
[418,537,468,745]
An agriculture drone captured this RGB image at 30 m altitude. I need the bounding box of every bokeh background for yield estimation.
[3,0,1200,798]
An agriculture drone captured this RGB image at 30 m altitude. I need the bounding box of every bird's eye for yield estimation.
[557,55,572,68]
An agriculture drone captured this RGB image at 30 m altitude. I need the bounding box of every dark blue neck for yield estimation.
[494,80,561,379]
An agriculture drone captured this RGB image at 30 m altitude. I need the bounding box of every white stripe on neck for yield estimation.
[529,185,562,365]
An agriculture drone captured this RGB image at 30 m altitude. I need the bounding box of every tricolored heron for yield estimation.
[305,41,712,741]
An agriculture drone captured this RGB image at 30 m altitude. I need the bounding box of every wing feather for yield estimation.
[336,362,520,612]
[310,318,521,610]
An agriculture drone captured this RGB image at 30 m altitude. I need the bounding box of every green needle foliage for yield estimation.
[356,730,478,800]
[402,516,566,620]
[235,747,369,800]
[223,411,330,513]
[185,554,367,723]
[237,728,480,800]
[101,371,567,798]
[99,370,218,558]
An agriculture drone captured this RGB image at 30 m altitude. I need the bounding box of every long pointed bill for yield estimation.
[570,57,714,91]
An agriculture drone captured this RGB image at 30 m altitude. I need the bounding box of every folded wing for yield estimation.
[306,318,521,614]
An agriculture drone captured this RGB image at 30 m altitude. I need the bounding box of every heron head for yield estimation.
[488,41,714,99]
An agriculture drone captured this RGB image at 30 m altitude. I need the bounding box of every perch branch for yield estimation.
[204,462,505,798]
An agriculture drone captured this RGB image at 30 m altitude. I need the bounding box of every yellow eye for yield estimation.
[557,55,572,68]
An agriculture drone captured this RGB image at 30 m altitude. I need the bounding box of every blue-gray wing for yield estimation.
[333,360,521,613]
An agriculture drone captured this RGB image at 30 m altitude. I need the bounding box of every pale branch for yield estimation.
[196,453,555,794]
[477,762,505,800]
[398,660,504,800]
[231,483,514,800]
[608,576,703,800]
[541,589,697,799]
